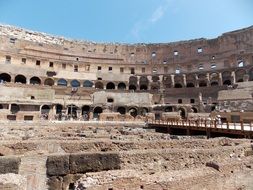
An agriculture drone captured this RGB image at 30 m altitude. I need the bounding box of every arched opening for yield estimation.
[83,80,93,88]
[95,82,104,89]
[40,105,50,115]
[211,81,219,86]
[191,107,198,113]
[14,75,26,84]
[139,76,149,90]
[55,104,63,114]
[199,81,207,87]
[117,107,126,115]
[67,104,78,119]
[82,105,90,115]
[10,104,20,114]
[186,83,194,88]
[93,107,103,119]
[0,104,3,109]
[30,76,41,85]
[235,69,246,83]
[165,106,173,112]
[82,105,90,120]
[223,80,231,86]
[152,75,159,82]
[129,76,137,83]
[44,78,54,86]
[178,108,186,119]
[140,107,149,116]
[106,82,115,90]
[129,107,138,117]
[129,84,137,91]
[71,80,80,87]
[140,84,148,90]
[118,82,126,90]
[57,79,68,86]
[175,83,183,88]
[0,73,11,83]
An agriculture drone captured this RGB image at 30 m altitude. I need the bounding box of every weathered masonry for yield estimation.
[0,24,253,122]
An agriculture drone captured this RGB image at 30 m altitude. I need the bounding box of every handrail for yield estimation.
[148,119,253,132]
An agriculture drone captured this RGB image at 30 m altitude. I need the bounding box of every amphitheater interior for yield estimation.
[0,24,253,190]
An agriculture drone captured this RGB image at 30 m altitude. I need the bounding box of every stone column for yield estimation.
[206,73,210,87]
[231,71,236,84]
[183,74,187,87]
[147,75,152,90]
[170,74,175,87]
[195,74,199,87]
[218,72,223,86]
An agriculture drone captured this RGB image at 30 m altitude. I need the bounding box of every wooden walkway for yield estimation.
[147,119,253,138]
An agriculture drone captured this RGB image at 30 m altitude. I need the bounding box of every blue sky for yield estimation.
[0,0,253,43]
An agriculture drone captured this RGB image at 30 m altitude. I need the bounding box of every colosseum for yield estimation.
[0,24,253,190]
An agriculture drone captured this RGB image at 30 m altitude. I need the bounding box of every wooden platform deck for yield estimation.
[147,119,253,138]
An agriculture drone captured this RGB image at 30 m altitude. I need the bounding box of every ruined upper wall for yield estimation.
[0,24,253,70]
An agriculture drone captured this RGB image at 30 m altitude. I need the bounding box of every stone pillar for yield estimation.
[137,75,141,89]
[206,73,210,87]
[170,74,175,87]
[231,71,236,84]
[183,74,187,87]
[195,74,199,87]
[218,72,223,86]
[147,76,152,90]
[159,75,164,91]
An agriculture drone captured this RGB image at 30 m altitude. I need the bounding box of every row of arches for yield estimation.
[1,67,253,89]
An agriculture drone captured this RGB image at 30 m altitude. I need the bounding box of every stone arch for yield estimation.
[163,75,172,89]
[129,84,137,91]
[152,75,160,82]
[10,104,20,114]
[93,106,103,119]
[41,105,50,114]
[71,80,80,87]
[30,76,41,85]
[191,107,198,113]
[118,82,126,90]
[199,81,207,87]
[44,78,54,86]
[117,107,126,114]
[175,83,183,88]
[140,107,149,116]
[95,81,104,89]
[186,82,195,88]
[82,105,90,120]
[235,69,246,82]
[140,84,148,90]
[178,107,187,119]
[139,76,149,90]
[83,80,93,88]
[57,78,68,86]
[55,104,63,114]
[223,80,231,86]
[128,107,138,117]
[106,82,115,89]
[0,73,11,83]
[67,104,78,118]
[15,75,26,84]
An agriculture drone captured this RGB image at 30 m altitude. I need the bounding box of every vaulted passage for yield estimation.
[0,73,11,82]
[15,75,26,84]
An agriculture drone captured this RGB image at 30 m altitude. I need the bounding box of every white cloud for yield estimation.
[150,5,167,23]
[130,0,172,40]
